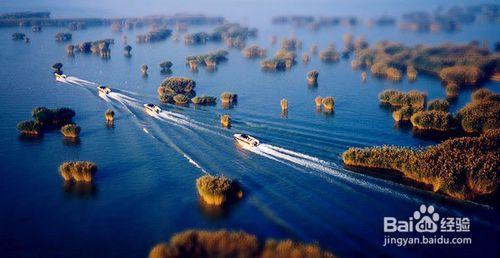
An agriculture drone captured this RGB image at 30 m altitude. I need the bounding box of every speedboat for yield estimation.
[144,103,162,114]
[97,85,111,94]
[54,73,67,80]
[234,134,259,147]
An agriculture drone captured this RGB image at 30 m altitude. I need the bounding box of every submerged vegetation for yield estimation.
[196,175,242,206]
[59,161,97,183]
[343,129,500,200]
[149,229,336,258]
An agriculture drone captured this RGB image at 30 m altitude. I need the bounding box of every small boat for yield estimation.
[144,103,162,114]
[97,85,111,94]
[54,73,67,80]
[234,134,260,147]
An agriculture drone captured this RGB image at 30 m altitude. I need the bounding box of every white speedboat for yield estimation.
[54,73,67,80]
[144,103,162,114]
[234,134,259,147]
[97,85,111,94]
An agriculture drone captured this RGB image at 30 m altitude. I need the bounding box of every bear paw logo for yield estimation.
[414,204,439,233]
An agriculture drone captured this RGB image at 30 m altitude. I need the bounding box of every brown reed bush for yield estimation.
[59,161,97,183]
[322,97,335,112]
[196,175,242,206]
[458,94,500,133]
[427,99,449,111]
[410,110,456,131]
[220,92,238,104]
[105,109,115,122]
[149,230,336,258]
[220,114,230,128]
[307,70,319,85]
[342,129,500,200]
[60,124,81,138]
[280,99,288,111]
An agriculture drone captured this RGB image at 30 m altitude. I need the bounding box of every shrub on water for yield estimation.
[16,120,41,136]
[458,96,500,133]
[342,129,500,200]
[471,88,494,102]
[307,70,319,84]
[196,175,242,206]
[410,110,455,131]
[427,99,449,111]
[105,109,114,122]
[60,124,81,138]
[173,94,189,104]
[59,161,97,183]
[220,92,237,104]
[322,96,335,111]
[149,229,336,258]
[191,95,216,104]
[439,65,484,86]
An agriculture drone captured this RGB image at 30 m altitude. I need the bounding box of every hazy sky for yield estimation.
[0,0,493,22]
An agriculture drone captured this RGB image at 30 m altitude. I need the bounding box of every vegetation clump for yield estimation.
[427,99,449,111]
[392,105,423,122]
[261,50,296,70]
[105,109,114,123]
[157,77,196,103]
[307,70,319,85]
[59,161,97,183]
[220,92,237,104]
[319,44,339,62]
[160,61,173,73]
[410,111,456,131]
[184,23,257,48]
[124,45,132,57]
[458,90,500,133]
[342,129,500,200]
[315,96,323,108]
[379,89,427,108]
[11,32,25,40]
[32,107,76,127]
[280,99,288,111]
[61,124,81,138]
[221,114,231,128]
[192,96,216,105]
[445,83,459,99]
[16,120,41,136]
[196,175,242,206]
[141,64,148,76]
[322,96,335,112]
[173,94,189,105]
[186,50,228,69]
[149,229,336,258]
[137,27,172,43]
[353,41,497,93]
[242,45,266,58]
[280,37,302,51]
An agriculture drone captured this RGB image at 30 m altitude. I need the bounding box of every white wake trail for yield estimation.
[244,144,406,197]
[66,76,96,85]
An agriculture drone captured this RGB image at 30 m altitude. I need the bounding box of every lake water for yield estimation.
[0,2,499,258]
